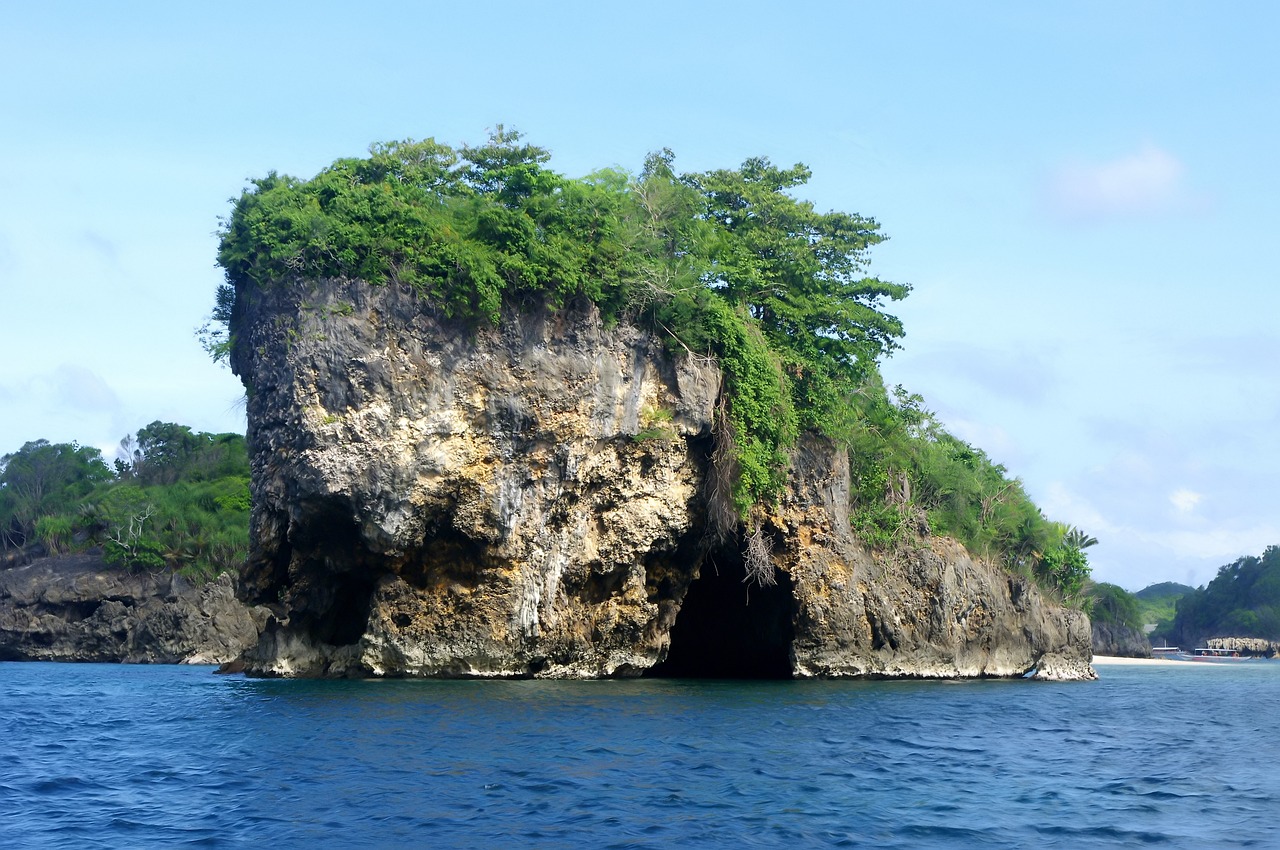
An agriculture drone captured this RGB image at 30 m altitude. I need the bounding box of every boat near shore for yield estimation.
[1176,648,1256,662]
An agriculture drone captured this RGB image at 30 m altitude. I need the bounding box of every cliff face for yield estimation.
[230,279,1094,680]
[1091,621,1151,658]
[0,553,267,664]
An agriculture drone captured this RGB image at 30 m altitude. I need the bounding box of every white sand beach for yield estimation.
[1091,654,1189,667]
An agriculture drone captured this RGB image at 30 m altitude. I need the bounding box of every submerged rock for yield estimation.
[229,278,1095,680]
[0,552,268,664]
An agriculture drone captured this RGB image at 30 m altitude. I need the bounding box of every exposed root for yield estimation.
[743,523,776,587]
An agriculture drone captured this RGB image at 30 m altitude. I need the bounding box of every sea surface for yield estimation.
[2,661,1278,849]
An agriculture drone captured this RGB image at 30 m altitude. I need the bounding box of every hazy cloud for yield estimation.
[1169,488,1202,515]
[1041,481,1115,536]
[1046,144,1190,220]
[910,343,1059,405]
[1045,478,1275,587]
[52,365,121,414]
[1157,523,1280,563]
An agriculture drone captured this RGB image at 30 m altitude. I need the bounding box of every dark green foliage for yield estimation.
[1166,547,1280,643]
[216,130,646,328]
[681,157,907,370]
[117,421,248,485]
[1087,582,1143,630]
[0,440,112,550]
[1037,547,1090,601]
[0,424,250,580]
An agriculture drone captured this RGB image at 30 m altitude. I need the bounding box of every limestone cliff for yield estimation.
[229,278,1094,680]
[0,553,267,664]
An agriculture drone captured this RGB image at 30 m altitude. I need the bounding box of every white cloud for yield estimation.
[1169,487,1202,515]
[1157,525,1279,563]
[1046,144,1190,219]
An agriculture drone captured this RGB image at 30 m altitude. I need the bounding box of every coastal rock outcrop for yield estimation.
[0,552,268,664]
[230,278,1094,680]
[1091,620,1151,658]
[1205,636,1279,657]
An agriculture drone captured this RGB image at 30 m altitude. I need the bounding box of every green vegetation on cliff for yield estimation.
[0,422,249,579]
[1086,583,1143,631]
[210,129,1090,600]
[1157,547,1280,645]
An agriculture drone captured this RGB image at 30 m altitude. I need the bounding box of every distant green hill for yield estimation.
[1135,582,1196,601]
[1134,582,1195,632]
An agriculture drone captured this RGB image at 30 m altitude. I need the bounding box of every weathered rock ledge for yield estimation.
[0,552,268,664]
[229,278,1095,680]
[1092,621,1151,658]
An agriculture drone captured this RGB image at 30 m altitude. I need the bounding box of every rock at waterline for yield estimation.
[0,552,268,664]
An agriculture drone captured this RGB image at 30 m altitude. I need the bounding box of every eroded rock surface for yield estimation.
[231,278,1094,680]
[0,553,268,664]
[1092,621,1151,658]
[1205,636,1279,657]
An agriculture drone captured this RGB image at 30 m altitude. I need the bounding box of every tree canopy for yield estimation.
[0,424,249,579]
[0,440,112,549]
[1087,582,1143,631]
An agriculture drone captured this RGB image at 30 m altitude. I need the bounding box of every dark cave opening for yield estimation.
[646,551,796,679]
[319,571,377,646]
[290,498,379,648]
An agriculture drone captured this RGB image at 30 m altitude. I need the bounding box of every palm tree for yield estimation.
[1063,526,1098,550]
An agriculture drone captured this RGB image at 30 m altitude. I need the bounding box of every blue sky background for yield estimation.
[2,1,1276,591]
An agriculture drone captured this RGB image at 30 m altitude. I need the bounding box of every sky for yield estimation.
[2,1,1276,591]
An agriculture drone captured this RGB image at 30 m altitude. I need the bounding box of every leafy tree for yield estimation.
[0,424,251,580]
[1038,546,1090,602]
[117,423,248,486]
[682,157,908,372]
[1087,582,1143,630]
[0,440,112,549]
[1133,582,1193,637]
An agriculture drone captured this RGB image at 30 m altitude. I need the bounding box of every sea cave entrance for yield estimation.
[646,552,796,679]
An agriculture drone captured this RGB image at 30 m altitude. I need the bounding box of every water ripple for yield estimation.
[3,662,1280,848]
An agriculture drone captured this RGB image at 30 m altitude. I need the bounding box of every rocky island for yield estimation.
[0,551,265,664]
[209,132,1095,680]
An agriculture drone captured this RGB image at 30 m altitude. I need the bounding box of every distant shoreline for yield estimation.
[1092,654,1274,667]
[1092,655,1194,667]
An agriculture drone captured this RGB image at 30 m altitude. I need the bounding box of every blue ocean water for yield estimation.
[2,662,1278,849]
